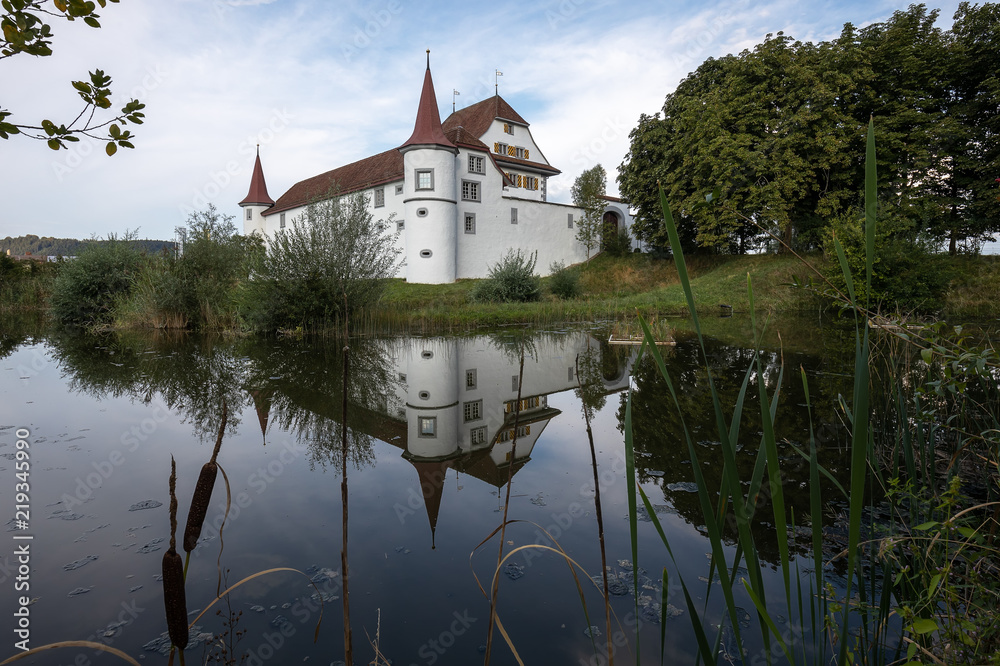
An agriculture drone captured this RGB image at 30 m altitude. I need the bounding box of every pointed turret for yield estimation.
[240,147,275,206]
[240,147,274,236]
[399,50,456,151]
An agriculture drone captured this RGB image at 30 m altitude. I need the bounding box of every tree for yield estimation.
[241,190,402,331]
[1,0,144,154]
[618,5,1000,254]
[571,164,607,259]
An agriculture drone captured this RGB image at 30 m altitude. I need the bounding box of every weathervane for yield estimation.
[453,89,460,113]
[495,69,503,95]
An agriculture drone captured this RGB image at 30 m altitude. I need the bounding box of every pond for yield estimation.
[0,315,861,665]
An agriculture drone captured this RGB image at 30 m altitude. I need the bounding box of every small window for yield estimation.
[416,169,434,191]
[374,187,385,207]
[470,425,488,445]
[420,249,432,258]
[567,213,574,229]
[419,416,436,437]
[524,176,538,190]
[397,220,405,231]
[399,373,407,382]
[417,208,428,217]
[466,369,477,389]
[468,155,485,174]
[503,123,513,135]
[510,207,518,225]
[464,213,476,234]
[395,184,404,195]
[463,399,483,423]
[246,208,252,221]
[280,213,286,229]
[418,390,430,400]
[461,181,480,202]
[496,142,508,155]
[421,350,434,359]
[511,375,519,391]
[568,367,574,381]
[514,147,525,159]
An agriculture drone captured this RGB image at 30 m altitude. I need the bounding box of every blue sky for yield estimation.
[0,0,965,242]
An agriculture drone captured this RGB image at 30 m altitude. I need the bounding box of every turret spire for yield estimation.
[239,148,275,206]
[400,51,456,150]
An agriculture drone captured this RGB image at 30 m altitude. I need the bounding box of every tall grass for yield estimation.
[624,121,1000,665]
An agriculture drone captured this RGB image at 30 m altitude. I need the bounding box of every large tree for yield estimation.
[1,0,144,154]
[619,4,1000,254]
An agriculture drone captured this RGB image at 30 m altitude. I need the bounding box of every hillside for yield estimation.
[1,235,174,257]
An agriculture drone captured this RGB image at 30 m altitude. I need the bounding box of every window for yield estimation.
[417,208,428,217]
[395,184,404,195]
[524,176,538,190]
[567,213,574,229]
[419,249,432,258]
[511,375,519,391]
[498,425,530,442]
[415,169,434,191]
[470,426,488,446]
[374,187,385,207]
[246,209,252,221]
[463,399,483,422]
[280,213,286,229]
[419,417,437,438]
[505,396,541,413]
[510,207,518,224]
[461,180,480,202]
[503,123,513,135]
[514,147,525,159]
[399,373,407,382]
[495,142,508,155]
[466,369,477,389]
[468,155,485,174]
[464,213,476,234]
[568,367,574,381]
[397,220,405,231]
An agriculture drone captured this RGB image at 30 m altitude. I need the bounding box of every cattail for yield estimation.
[183,401,227,553]
[163,456,189,649]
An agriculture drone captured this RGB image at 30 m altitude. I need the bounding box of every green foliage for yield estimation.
[241,190,401,331]
[0,234,172,257]
[49,233,144,326]
[602,225,633,257]
[547,261,579,300]
[571,164,607,259]
[470,250,540,303]
[618,4,1000,254]
[822,203,952,312]
[0,0,144,151]
[0,254,55,311]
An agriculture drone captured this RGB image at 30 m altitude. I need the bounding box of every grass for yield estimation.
[370,252,825,332]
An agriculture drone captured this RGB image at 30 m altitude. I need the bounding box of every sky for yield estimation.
[0,0,968,243]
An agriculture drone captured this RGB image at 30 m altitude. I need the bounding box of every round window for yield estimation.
[421,351,434,359]
[419,249,432,258]
[418,391,430,400]
[417,208,428,217]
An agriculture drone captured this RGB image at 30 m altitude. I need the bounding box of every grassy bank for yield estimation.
[372,252,826,331]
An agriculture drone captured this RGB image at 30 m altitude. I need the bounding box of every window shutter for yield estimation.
[524,148,529,160]
[507,145,515,156]
[494,142,500,153]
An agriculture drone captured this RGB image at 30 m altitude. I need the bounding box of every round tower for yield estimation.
[239,146,274,236]
[398,51,459,284]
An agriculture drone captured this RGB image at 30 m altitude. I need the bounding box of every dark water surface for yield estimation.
[0,316,858,665]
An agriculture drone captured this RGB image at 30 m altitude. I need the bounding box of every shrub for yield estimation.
[822,203,951,313]
[50,234,145,326]
[547,261,580,300]
[470,250,540,303]
[241,190,401,331]
[603,226,633,257]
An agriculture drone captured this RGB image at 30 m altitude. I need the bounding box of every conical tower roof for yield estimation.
[239,148,275,206]
[399,51,456,151]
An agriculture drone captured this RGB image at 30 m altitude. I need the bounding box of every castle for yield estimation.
[239,53,635,284]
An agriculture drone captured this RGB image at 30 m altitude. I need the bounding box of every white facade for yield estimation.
[239,62,639,284]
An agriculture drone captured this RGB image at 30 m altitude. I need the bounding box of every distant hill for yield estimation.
[1,235,175,258]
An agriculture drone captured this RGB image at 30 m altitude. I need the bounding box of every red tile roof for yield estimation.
[400,59,456,151]
[239,151,275,206]
[493,153,561,175]
[442,95,528,137]
[263,148,403,217]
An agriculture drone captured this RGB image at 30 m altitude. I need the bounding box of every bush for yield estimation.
[603,226,633,257]
[548,261,580,300]
[471,250,540,303]
[50,234,145,326]
[822,203,951,313]
[241,190,401,331]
